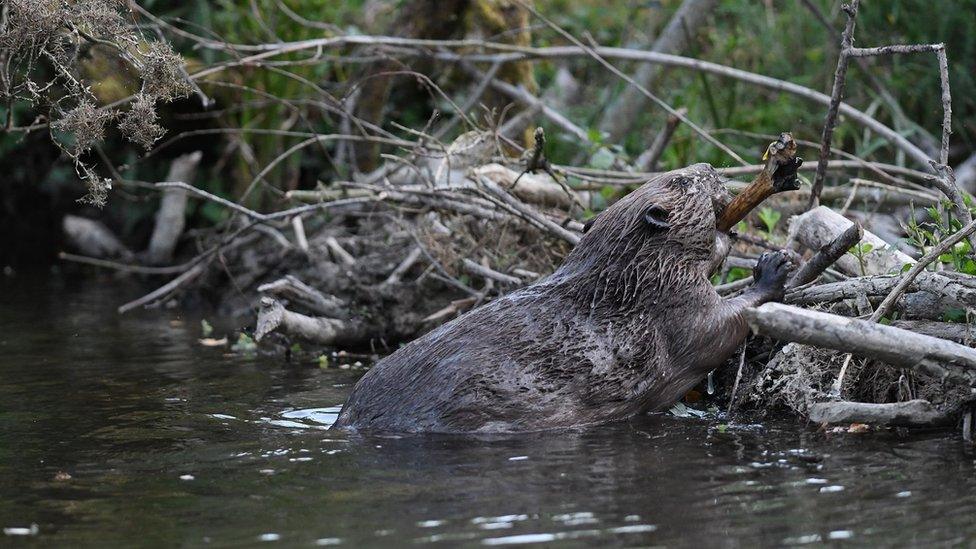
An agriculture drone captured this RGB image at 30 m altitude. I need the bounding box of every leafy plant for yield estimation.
[757,207,782,237]
[847,242,873,276]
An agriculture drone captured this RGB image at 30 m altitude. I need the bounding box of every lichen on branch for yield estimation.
[0,0,191,206]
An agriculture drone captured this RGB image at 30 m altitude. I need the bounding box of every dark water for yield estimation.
[2,275,976,547]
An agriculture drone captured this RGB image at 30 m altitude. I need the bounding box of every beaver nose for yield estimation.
[712,189,732,218]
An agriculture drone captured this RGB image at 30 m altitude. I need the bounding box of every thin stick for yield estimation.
[58,252,188,275]
[869,218,976,322]
[830,354,854,398]
[117,263,207,314]
[158,182,268,221]
[511,0,748,166]
[635,107,686,172]
[727,344,747,415]
[809,0,859,209]
[786,222,863,289]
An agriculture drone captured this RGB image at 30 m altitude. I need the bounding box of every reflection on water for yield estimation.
[2,274,976,546]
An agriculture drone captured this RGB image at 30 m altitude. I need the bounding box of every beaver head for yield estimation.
[556,164,733,310]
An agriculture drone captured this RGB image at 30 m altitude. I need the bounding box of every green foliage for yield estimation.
[6,0,976,251]
[231,333,257,354]
[847,242,874,277]
[757,207,781,237]
[905,202,976,275]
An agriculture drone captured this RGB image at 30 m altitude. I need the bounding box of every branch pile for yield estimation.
[47,1,976,438]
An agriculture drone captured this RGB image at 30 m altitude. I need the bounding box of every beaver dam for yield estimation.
[5,0,976,540]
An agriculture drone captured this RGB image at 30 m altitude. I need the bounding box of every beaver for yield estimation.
[333,162,797,433]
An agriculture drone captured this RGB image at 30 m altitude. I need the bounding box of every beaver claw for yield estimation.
[752,251,796,301]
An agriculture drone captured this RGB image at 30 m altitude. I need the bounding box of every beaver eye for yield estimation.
[673,176,692,189]
[643,204,671,231]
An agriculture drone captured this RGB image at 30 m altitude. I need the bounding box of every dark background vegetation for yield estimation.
[3,0,974,269]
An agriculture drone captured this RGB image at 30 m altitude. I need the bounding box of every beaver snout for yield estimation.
[711,183,734,227]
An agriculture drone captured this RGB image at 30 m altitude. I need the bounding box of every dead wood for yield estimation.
[743,303,976,381]
[634,107,686,172]
[890,320,976,344]
[472,163,577,210]
[255,297,367,345]
[715,133,801,232]
[62,215,133,260]
[786,271,976,318]
[597,0,717,143]
[787,206,915,276]
[146,152,202,265]
[462,258,523,286]
[787,221,863,289]
[257,275,349,319]
[807,399,951,427]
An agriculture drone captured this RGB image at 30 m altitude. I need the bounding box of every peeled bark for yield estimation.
[716,132,801,232]
[788,206,915,276]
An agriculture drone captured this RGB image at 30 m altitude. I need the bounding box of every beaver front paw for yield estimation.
[752,251,796,302]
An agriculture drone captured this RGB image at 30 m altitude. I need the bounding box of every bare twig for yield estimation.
[511,0,748,166]
[117,263,208,314]
[462,258,523,286]
[809,0,859,209]
[324,237,356,266]
[384,247,424,286]
[869,218,976,322]
[634,108,686,172]
[787,222,863,289]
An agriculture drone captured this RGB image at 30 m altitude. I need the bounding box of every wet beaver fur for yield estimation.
[333,163,795,433]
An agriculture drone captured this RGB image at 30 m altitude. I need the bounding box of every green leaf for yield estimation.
[943,309,967,323]
[231,333,257,354]
[757,207,781,235]
[586,127,604,145]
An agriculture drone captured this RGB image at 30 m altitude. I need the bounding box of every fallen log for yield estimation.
[743,303,976,381]
[146,152,202,265]
[786,271,976,315]
[257,275,349,319]
[807,399,952,427]
[787,206,915,276]
[255,297,366,345]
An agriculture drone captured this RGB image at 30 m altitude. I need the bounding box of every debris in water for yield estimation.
[3,524,38,536]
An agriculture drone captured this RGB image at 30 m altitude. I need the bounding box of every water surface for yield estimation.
[2,275,975,547]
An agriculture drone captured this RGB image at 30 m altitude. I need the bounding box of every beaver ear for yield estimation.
[643,204,671,231]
